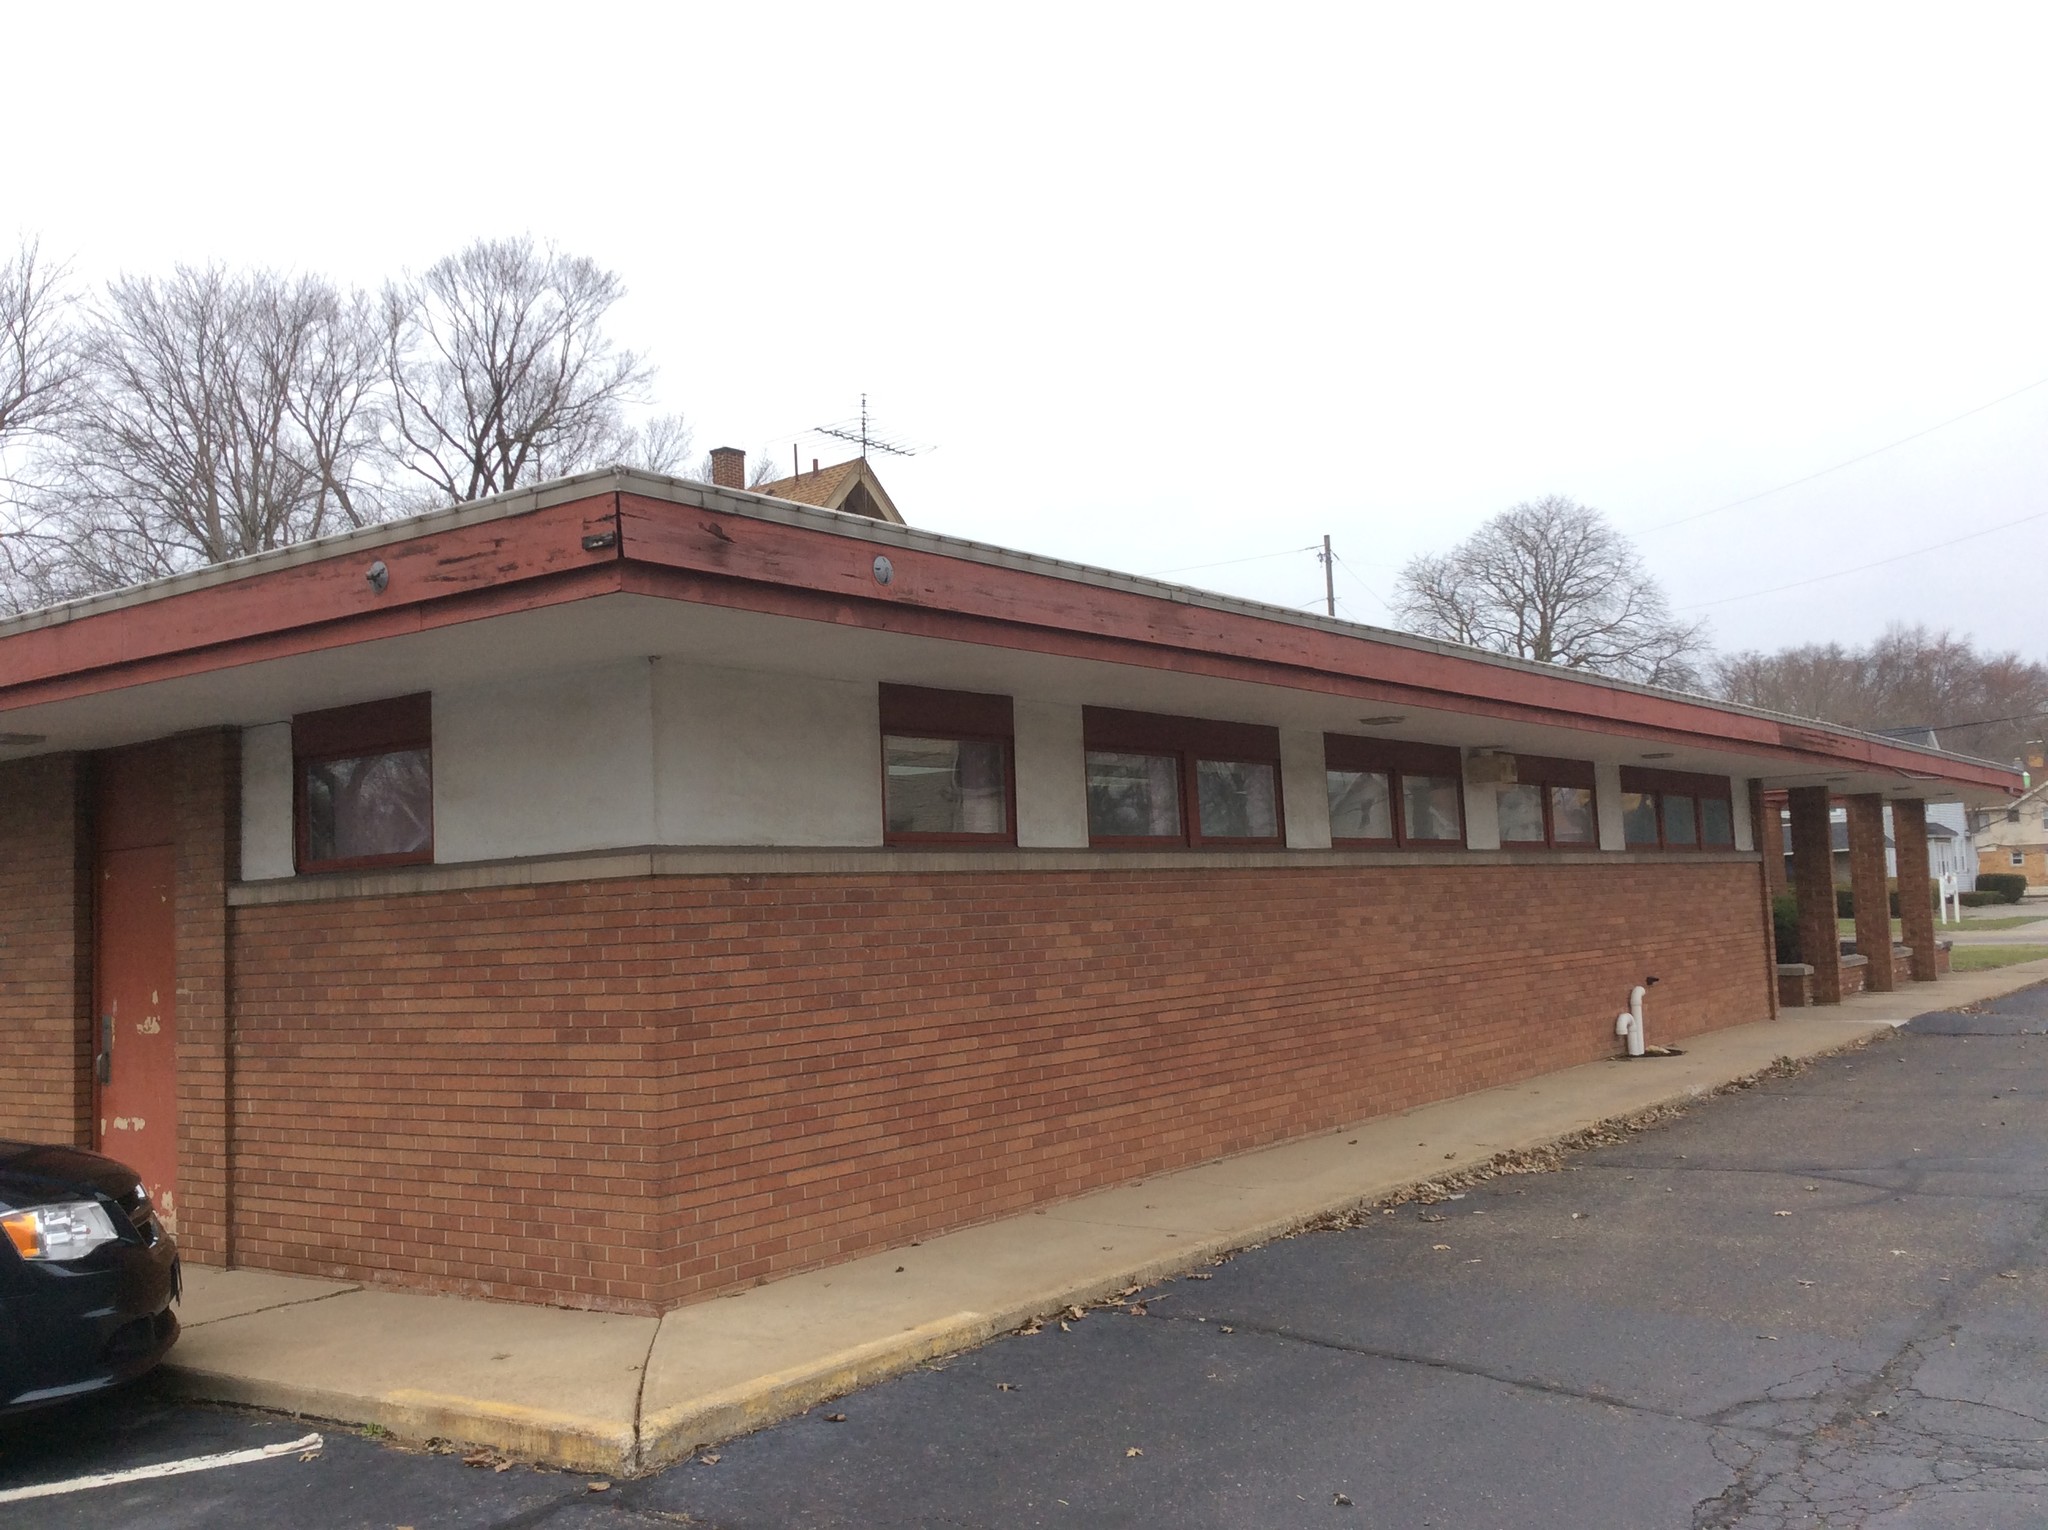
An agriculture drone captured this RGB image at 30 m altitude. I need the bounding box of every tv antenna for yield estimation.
[813,394,925,461]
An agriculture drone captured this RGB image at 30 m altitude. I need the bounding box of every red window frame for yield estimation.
[292,693,434,874]
[878,683,1018,846]
[1618,766,1735,852]
[1083,707,1285,848]
[1495,754,1599,850]
[1323,734,1466,848]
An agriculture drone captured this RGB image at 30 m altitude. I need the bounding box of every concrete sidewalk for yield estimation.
[163,960,2048,1475]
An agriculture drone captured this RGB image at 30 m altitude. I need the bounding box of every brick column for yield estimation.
[1749,779,1780,1019]
[0,755,94,1145]
[1757,790,1786,895]
[1845,793,1894,992]
[1787,786,1841,1004]
[1894,797,1939,983]
[173,730,240,1265]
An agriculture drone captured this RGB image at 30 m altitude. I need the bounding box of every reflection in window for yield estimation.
[1662,793,1699,847]
[304,750,432,865]
[884,736,1008,836]
[1699,796,1734,848]
[1403,774,1463,842]
[1497,783,1546,844]
[1196,759,1277,840]
[1327,769,1393,842]
[1621,792,1660,847]
[1086,751,1182,838]
[1551,786,1597,845]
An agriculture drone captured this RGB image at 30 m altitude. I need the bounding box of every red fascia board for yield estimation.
[0,496,622,704]
[612,496,2018,792]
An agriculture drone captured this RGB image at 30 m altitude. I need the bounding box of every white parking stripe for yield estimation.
[0,1432,323,1502]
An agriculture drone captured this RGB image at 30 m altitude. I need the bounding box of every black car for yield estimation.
[0,1141,180,1413]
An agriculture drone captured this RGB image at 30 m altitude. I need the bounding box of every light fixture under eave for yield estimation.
[1640,751,1675,760]
[1357,715,1406,726]
[0,733,47,747]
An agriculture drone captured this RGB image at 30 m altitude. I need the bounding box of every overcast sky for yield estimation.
[11,3,2046,660]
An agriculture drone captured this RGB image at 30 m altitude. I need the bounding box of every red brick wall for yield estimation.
[0,755,92,1146]
[227,859,1767,1313]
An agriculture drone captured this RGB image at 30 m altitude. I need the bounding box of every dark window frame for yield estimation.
[292,693,434,874]
[1084,707,1285,849]
[1323,734,1466,849]
[1618,765,1736,852]
[1495,754,1599,850]
[878,684,1018,847]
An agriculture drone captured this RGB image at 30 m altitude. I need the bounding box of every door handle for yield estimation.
[97,1013,113,1085]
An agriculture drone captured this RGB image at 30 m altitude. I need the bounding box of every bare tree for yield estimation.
[1716,624,2048,765]
[0,239,84,606]
[1393,495,1710,687]
[381,237,658,503]
[34,265,388,593]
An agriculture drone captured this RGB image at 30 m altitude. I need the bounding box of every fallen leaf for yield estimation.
[1999,1271,2020,1280]
[586,1481,611,1493]
[701,1454,721,1465]
[1774,1210,1792,1217]
[1347,1139,1358,1145]
[997,1383,1017,1391]
[895,1266,905,1274]
[1066,1306,1086,1321]
[1418,1212,1447,1223]
[825,1413,847,1423]
[1220,1325,1234,1333]
[1432,1243,1451,1251]
[1188,1272,1212,1281]
[1758,1335,1778,1342]
[1798,1280,1816,1288]
[1059,1320,1071,1331]
[1334,1492,1354,1506]
[1126,1447,1143,1458]
[494,1460,513,1473]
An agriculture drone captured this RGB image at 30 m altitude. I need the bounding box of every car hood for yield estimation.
[0,1141,141,1211]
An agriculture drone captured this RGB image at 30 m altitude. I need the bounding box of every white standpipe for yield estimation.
[1614,976,1661,1057]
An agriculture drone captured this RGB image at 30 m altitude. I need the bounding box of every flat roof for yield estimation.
[0,467,2021,801]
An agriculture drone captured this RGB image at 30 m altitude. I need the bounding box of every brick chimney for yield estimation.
[709,446,745,489]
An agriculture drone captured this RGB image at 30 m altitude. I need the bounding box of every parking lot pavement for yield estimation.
[4,988,2046,1528]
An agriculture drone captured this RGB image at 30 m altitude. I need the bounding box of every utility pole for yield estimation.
[1321,534,1335,618]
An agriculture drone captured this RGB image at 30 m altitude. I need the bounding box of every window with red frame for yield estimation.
[1083,707,1283,847]
[293,693,434,873]
[1494,754,1599,849]
[879,684,1016,844]
[1618,766,1736,851]
[1322,735,1465,848]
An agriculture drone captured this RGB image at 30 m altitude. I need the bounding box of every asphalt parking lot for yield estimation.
[5,985,2045,1529]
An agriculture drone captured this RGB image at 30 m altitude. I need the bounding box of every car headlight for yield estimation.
[2,1201,121,1261]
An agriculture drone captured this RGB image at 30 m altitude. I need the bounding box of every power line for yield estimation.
[1638,372,2048,535]
[1680,505,2048,610]
[1330,552,1392,614]
[1144,544,1319,578]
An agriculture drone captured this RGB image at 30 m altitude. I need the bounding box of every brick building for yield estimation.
[0,469,2021,1314]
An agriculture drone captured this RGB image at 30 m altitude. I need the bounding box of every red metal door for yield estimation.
[94,748,179,1233]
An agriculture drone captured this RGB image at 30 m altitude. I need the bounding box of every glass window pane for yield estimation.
[1621,791,1660,847]
[1086,751,1182,838]
[1699,796,1734,847]
[1662,792,1699,847]
[305,749,432,864]
[1551,786,1597,845]
[1327,769,1393,841]
[1402,774,1463,842]
[1497,783,1546,844]
[1196,759,1277,840]
[884,735,1008,836]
